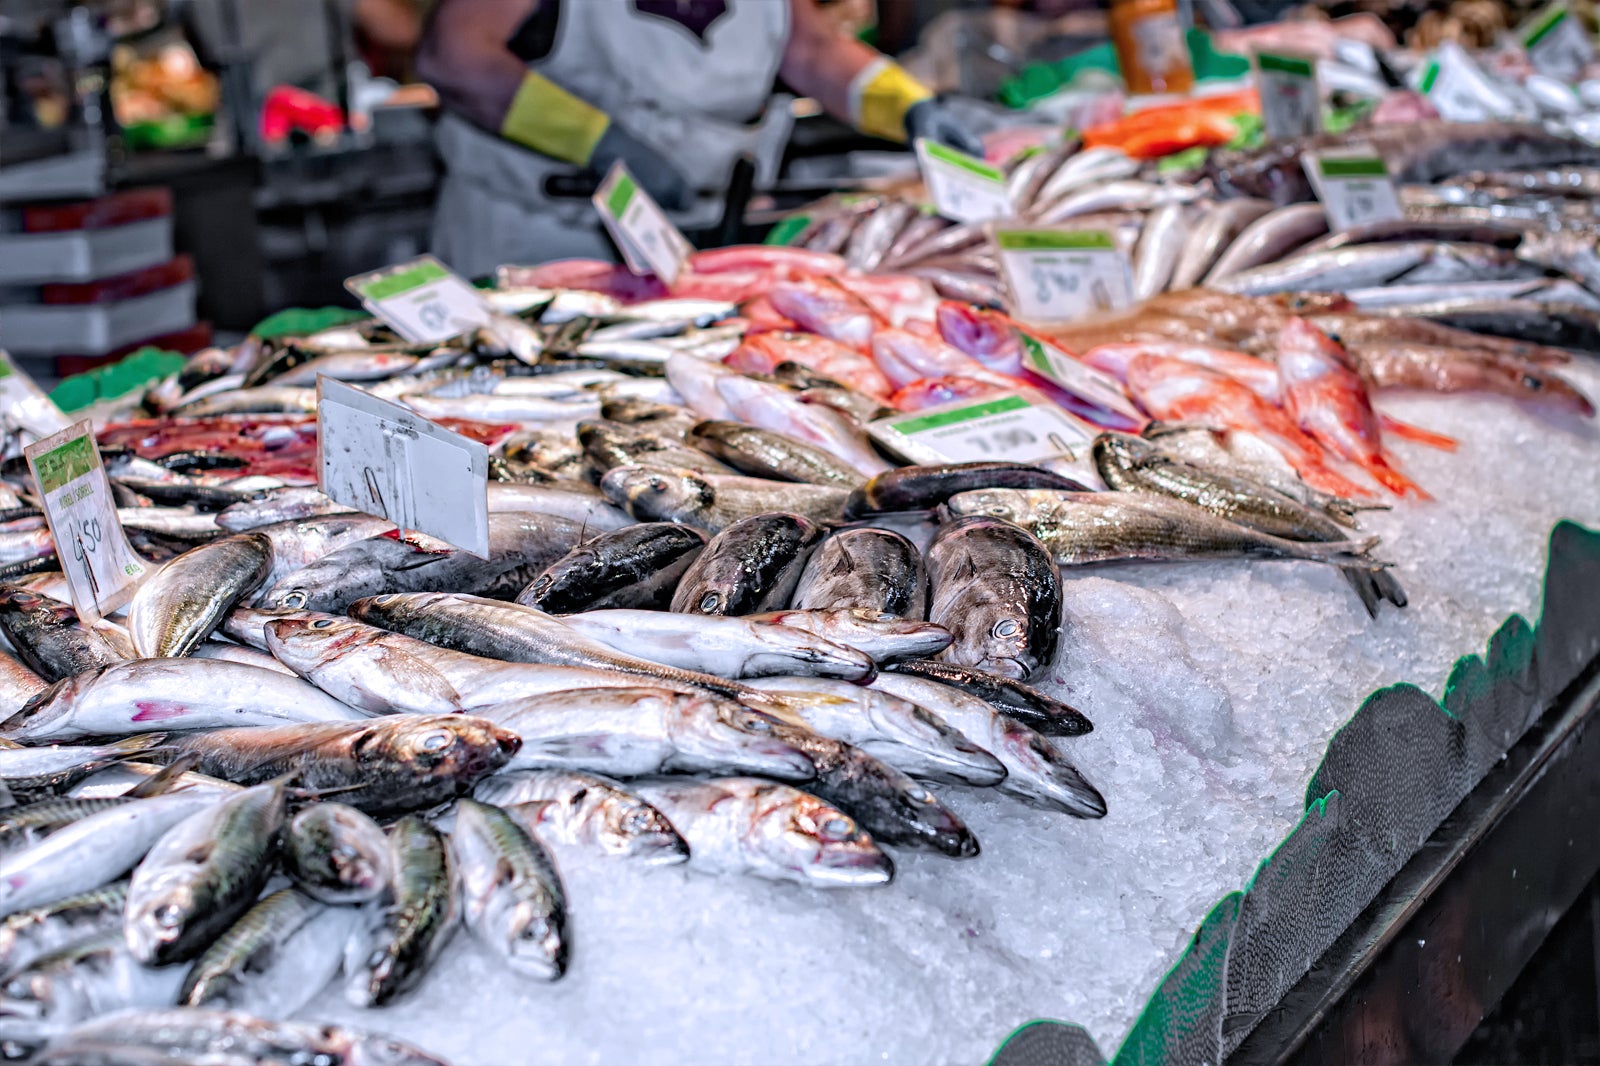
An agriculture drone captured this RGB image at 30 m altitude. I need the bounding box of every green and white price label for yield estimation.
[868,391,1094,466]
[594,163,692,286]
[0,351,69,441]
[916,139,1013,225]
[346,256,492,345]
[1255,51,1321,140]
[993,228,1133,323]
[1521,1,1594,81]
[1018,334,1147,426]
[318,378,490,558]
[25,422,147,620]
[1301,151,1403,232]
[1411,42,1499,122]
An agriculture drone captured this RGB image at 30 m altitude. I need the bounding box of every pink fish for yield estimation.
[767,277,887,350]
[870,328,1022,391]
[687,246,847,278]
[936,302,1025,376]
[727,332,893,399]
[890,376,1010,411]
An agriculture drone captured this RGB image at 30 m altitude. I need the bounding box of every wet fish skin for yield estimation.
[789,529,926,617]
[474,771,688,865]
[845,462,1088,517]
[926,516,1061,682]
[636,777,893,888]
[214,487,352,531]
[0,881,129,978]
[126,533,274,658]
[452,798,568,981]
[248,514,397,604]
[0,735,166,801]
[1169,197,1274,291]
[3,659,365,743]
[124,777,292,965]
[577,419,733,479]
[688,420,868,488]
[476,687,817,782]
[345,815,460,1008]
[1202,202,1328,283]
[671,512,827,615]
[560,608,876,682]
[1132,201,1188,299]
[887,658,1093,737]
[170,716,520,819]
[179,888,352,1016]
[601,466,850,533]
[0,929,185,1037]
[744,608,952,665]
[517,523,707,613]
[282,803,393,903]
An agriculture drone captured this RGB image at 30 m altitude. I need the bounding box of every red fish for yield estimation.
[727,332,893,399]
[870,328,1022,391]
[936,302,1025,376]
[767,277,887,350]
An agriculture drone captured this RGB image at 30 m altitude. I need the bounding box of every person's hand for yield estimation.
[591,124,694,211]
[904,97,985,157]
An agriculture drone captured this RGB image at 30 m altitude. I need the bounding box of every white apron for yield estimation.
[431,0,790,278]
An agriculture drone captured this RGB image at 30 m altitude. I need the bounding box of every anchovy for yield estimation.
[473,771,687,865]
[517,523,707,612]
[452,799,568,981]
[344,816,460,1007]
[790,528,927,617]
[282,803,393,903]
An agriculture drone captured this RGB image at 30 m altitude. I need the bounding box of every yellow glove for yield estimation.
[499,71,611,165]
[848,58,934,143]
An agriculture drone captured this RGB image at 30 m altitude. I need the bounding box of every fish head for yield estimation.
[491,896,569,981]
[760,788,893,887]
[1090,431,1154,478]
[1009,723,1107,818]
[293,805,393,901]
[598,797,689,865]
[863,695,1005,786]
[599,466,712,524]
[671,697,816,781]
[1506,365,1596,418]
[876,765,981,857]
[375,714,520,786]
[263,614,381,671]
[942,489,1029,523]
[127,885,199,965]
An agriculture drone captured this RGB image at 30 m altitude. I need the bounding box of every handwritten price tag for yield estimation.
[1302,151,1403,231]
[1256,51,1321,140]
[916,139,1013,224]
[1522,1,1594,80]
[0,351,69,441]
[594,163,692,285]
[346,256,492,345]
[1411,42,1497,122]
[993,228,1133,323]
[868,391,1093,466]
[25,422,147,620]
[318,378,490,558]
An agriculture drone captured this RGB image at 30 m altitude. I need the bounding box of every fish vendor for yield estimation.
[416,0,983,276]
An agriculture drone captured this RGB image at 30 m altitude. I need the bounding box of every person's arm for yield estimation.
[779,0,981,153]
[414,0,689,203]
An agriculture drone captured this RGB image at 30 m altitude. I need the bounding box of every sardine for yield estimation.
[789,528,927,617]
[474,771,687,865]
[126,533,273,657]
[282,803,393,903]
[670,512,826,615]
[636,777,892,887]
[344,816,460,1007]
[887,659,1093,736]
[452,798,568,981]
[517,523,707,613]
[925,516,1061,681]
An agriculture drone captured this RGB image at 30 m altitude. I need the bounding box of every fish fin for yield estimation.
[106,733,169,758]
[1290,535,1383,565]
[1365,458,1430,500]
[125,753,201,798]
[1377,415,1458,452]
[1372,567,1408,608]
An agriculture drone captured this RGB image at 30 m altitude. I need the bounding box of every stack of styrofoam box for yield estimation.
[0,187,206,374]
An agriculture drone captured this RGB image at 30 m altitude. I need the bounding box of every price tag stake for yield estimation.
[594,164,693,285]
[25,421,147,621]
[317,378,490,558]
[346,256,492,346]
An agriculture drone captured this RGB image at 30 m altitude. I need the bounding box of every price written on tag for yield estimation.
[318,378,490,558]
[993,229,1133,323]
[1018,334,1147,425]
[594,164,693,286]
[346,256,492,345]
[1255,51,1321,140]
[1412,43,1495,121]
[916,139,1013,224]
[1302,153,1404,231]
[25,422,147,621]
[868,391,1093,466]
[0,351,69,441]
[1522,1,1595,81]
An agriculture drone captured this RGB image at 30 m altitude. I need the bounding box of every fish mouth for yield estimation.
[746,741,817,782]
[976,655,1031,681]
[812,846,895,886]
[632,834,691,866]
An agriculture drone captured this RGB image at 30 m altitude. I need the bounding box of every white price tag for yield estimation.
[993,228,1133,323]
[1017,334,1147,425]
[25,422,147,621]
[1302,151,1403,232]
[1410,43,1497,122]
[916,139,1013,224]
[868,391,1094,466]
[1522,1,1594,81]
[317,378,490,558]
[346,256,492,345]
[593,163,692,285]
[1255,51,1321,140]
[0,351,69,441]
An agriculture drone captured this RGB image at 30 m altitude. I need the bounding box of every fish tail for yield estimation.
[1340,567,1381,619]
[1377,415,1458,452]
[1366,458,1430,500]
[1372,566,1408,608]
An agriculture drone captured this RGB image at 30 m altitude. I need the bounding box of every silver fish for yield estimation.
[745,608,953,665]
[474,770,687,865]
[1169,197,1274,291]
[452,798,568,981]
[0,881,129,978]
[559,609,875,681]
[179,889,354,1017]
[0,929,185,1038]
[344,815,460,1007]
[1202,202,1328,283]
[600,466,850,533]
[1133,201,1189,299]
[282,803,392,904]
[127,533,273,658]
[485,482,633,529]
[248,514,396,605]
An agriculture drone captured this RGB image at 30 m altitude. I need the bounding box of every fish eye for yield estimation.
[648,477,668,493]
[992,619,1018,638]
[819,817,854,841]
[698,592,721,612]
[156,903,183,928]
[569,788,588,805]
[282,591,308,609]
[1522,375,1545,391]
[741,715,771,733]
[522,919,551,940]
[310,618,336,629]
[907,786,934,804]
[417,730,452,752]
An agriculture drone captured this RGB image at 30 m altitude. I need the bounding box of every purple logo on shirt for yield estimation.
[631,0,729,44]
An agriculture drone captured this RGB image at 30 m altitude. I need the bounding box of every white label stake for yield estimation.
[1522,1,1594,81]
[346,256,492,345]
[868,391,1094,466]
[993,228,1133,323]
[25,422,147,620]
[1302,151,1403,231]
[1255,51,1321,139]
[317,378,490,557]
[916,139,1013,224]
[594,163,692,285]
[0,350,69,441]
